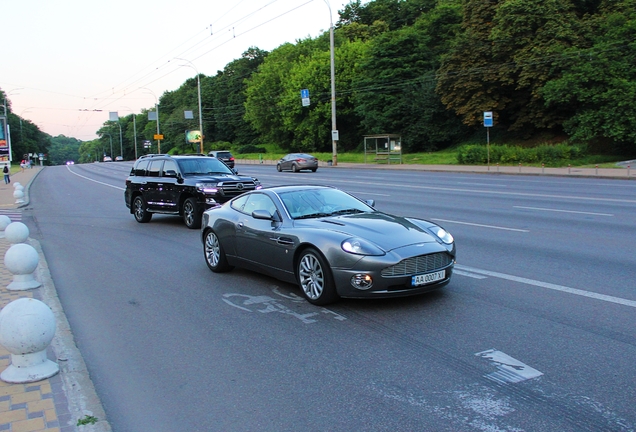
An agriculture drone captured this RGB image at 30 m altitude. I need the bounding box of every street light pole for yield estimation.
[142,88,161,153]
[324,0,338,166]
[176,58,204,154]
[103,133,113,159]
[119,122,123,158]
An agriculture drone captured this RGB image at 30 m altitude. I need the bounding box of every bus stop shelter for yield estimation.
[364,134,402,164]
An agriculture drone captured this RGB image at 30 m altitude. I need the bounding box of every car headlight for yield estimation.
[196,182,219,194]
[341,237,385,256]
[429,226,454,244]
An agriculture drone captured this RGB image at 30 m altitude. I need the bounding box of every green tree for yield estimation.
[208,47,267,146]
[541,0,636,154]
[437,0,584,136]
[48,136,82,165]
[354,3,468,151]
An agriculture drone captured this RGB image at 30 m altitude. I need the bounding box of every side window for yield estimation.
[147,160,163,177]
[162,160,178,177]
[244,194,277,216]
[134,160,149,176]
[231,195,249,212]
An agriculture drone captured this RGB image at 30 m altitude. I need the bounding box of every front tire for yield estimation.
[203,229,233,272]
[276,164,282,172]
[297,248,338,305]
[133,196,152,223]
[183,197,202,229]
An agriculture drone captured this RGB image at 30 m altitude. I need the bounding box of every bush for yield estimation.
[236,144,267,154]
[457,143,587,166]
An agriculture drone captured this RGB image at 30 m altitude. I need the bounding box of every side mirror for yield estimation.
[164,169,178,178]
[252,209,282,223]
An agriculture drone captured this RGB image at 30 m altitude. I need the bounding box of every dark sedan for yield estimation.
[201,185,455,305]
[276,153,319,172]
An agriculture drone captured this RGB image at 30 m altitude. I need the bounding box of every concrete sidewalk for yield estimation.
[0,166,110,432]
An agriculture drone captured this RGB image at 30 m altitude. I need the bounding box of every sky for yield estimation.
[2,0,347,141]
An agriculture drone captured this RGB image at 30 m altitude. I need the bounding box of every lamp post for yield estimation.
[103,132,113,159]
[121,107,138,160]
[323,0,338,166]
[175,58,204,154]
[108,112,123,159]
[142,88,161,153]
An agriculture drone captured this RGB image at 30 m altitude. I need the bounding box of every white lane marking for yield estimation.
[456,264,636,309]
[453,270,487,280]
[432,218,529,232]
[325,179,636,204]
[475,349,543,384]
[456,182,507,187]
[514,206,613,216]
[67,166,124,190]
[251,173,636,203]
[349,190,391,197]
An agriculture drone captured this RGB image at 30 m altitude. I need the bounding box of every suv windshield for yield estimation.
[178,158,233,176]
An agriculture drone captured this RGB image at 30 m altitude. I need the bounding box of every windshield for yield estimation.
[177,158,233,176]
[278,188,374,219]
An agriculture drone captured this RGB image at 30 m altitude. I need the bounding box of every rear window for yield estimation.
[216,152,232,158]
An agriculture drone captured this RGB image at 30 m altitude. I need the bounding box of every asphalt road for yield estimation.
[22,162,636,431]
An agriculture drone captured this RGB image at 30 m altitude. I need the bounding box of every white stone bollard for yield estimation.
[4,243,41,290]
[13,183,24,192]
[0,298,59,383]
[5,221,29,244]
[0,215,11,239]
[13,189,24,204]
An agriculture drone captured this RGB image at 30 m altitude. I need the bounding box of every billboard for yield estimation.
[0,116,9,162]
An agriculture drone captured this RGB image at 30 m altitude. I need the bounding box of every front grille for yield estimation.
[381,252,453,277]
[218,181,256,196]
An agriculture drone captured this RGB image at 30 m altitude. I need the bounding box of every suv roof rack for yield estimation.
[138,154,168,159]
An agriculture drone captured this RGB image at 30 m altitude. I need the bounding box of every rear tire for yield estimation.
[183,197,202,229]
[133,196,152,223]
[203,229,233,272]
[292,164,298,173]
[297,248,339,305]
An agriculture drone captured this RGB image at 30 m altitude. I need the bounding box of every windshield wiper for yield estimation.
[294,212,332,220]
[330,208,364,216]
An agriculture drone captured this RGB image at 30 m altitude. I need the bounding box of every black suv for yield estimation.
[207,150,235,168]
[125,154,261,229]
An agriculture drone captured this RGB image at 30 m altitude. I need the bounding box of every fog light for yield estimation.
[351,274,373,290]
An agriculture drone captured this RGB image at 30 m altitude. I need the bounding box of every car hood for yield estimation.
[296,212,439,251]
[187,174,253,182]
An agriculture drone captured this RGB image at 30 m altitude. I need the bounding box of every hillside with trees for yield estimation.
[4,0,636,164]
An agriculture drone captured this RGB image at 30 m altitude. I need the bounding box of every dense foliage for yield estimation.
[3,0,635,164]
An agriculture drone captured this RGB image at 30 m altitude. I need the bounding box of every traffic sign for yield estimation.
[483,111,493,127]
[154,134,164,140]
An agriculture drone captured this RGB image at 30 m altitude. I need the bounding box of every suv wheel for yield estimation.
[133,196,152,223]
[183,197,202,229]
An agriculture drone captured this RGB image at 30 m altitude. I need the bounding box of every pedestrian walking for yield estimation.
[3,165,10,184]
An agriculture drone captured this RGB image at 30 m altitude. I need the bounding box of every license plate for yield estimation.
[412,270,446,286]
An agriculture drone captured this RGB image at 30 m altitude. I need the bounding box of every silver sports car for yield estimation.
[201,185,456,305]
